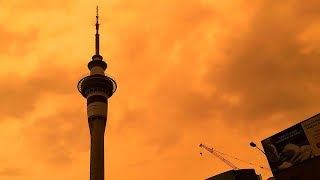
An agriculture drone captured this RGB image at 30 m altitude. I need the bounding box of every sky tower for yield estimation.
[77,6,117,180]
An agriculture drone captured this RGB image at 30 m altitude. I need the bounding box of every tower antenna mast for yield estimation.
[95,5,100,55]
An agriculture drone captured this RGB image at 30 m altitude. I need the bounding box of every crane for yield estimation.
[199,143,240,170]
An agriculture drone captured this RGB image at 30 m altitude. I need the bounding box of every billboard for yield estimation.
[261,113,320,173]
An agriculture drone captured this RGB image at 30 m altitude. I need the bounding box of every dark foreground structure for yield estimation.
[273,156,320,180]
[205,169,262,180]
[77,7,117,180]
[261,113,320,180]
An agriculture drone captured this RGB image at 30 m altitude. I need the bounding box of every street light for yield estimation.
[250,142,266,155]
[250,142,257,147]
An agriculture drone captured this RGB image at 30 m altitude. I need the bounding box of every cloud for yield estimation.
[112,0,320,154]
[0,25,39,56]
[206,0,320,127]
[4,0,75,11]
[0,62,80,120]
[0,168,23,177]
[22,97,88,166]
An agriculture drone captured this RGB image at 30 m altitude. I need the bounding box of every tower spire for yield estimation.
[95,5,100,56]
[78,6,117,180]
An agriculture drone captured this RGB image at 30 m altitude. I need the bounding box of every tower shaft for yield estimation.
[89,117,106,180]
[86,91,109,180]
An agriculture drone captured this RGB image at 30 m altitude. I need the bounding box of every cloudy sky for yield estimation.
[1,0,319,179]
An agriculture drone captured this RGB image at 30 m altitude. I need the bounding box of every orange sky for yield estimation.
[1,0,320,179]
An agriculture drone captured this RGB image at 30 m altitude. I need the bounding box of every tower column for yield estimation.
[89,117,106,180]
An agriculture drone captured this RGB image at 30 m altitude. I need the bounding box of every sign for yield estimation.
[261,113,320,173]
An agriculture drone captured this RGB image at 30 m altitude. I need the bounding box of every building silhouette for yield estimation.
[77,7,117,180]
[205,169,262,180]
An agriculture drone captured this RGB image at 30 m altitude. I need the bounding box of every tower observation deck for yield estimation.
[77,6,117,180]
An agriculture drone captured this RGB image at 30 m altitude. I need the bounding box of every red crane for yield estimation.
[199,143,240,170]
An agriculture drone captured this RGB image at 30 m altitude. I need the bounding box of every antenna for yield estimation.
[95,5,100,55]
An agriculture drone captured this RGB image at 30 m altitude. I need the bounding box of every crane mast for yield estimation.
[199,143,239,170]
